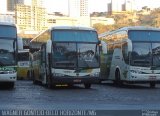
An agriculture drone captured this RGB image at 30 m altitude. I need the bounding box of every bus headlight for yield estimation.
[130,70,142,74]
[4,70,16,74]
[90,72,99,77]
[53,73,65,77]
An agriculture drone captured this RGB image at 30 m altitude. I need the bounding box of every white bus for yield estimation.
[17,49,32,80]
[0,22,18,88]
[30,26,100,89]
[99,26,160,88]
[17,38,32,80]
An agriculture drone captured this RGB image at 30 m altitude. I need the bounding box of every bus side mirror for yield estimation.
[46,40,52,53]
[101,41,107,54]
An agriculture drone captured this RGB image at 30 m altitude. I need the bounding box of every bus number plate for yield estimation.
[149,76,156,80]
[73,79,81,83]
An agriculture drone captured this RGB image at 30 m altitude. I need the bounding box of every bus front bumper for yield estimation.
[127,73,160,83]
[0,73,17,82]
[50,76,99,84]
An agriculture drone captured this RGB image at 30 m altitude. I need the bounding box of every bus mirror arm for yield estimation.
[46,40,52,53]
[101,40,107,54]
[98,40,101,45]
[127,39,132,52]
[99,46,102,52]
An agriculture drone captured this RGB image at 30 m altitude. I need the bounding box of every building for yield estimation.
[15,4,31,30]
[0,0,7,13]
[7,0,24,12]
[0,12,15,23]
[111,0,124,13]
[46,13,115,28]
[31,0,46,31]
[124,0,135,12]
[69,0,89,17]
[46,13,90,27]
[80,0,89,16]
[15,0,47,31]
[91,17,115,26]
[108,0,135,14]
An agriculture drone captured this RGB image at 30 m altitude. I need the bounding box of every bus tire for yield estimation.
[115,69,122,86]
[150,82,155,88]
[84,84,91,89]
[46,76,53,89]
[32,71,38,84]
[27,71,30,80]
[8,82,14,89]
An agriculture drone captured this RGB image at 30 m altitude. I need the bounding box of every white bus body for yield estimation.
[99,26,160,87]
[0,22,18,88]
[17,49,32,79]
[17,37,32,80]
[30,26,100,89]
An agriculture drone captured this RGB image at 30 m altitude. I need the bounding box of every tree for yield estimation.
[93,23,115,34]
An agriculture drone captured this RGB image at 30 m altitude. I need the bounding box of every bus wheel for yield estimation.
[84,84,91,89]
[115,69,122,86]
[32,71,38,84]
[8,82,14,89]
[46,77,53,89]
[27,71,31,80]
[150,82,155,88]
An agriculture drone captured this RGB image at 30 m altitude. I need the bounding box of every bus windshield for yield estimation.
[0,39,16,66]
[129,30,160,41]
[131,42,160,68]
[0,26,16,38]
[52,43,100,68]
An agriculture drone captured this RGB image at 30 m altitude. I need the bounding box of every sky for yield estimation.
[44,0,160,14]
[0,0,160,14]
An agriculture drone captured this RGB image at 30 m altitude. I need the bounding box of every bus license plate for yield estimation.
[149,76,156,80]
[73,79,81,83]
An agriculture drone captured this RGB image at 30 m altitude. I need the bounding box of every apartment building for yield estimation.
[15,0,47,31]
[69,0,89,17]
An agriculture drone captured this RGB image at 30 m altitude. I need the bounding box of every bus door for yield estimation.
[40,44,47,83]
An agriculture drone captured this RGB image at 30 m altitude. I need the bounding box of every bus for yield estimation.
[17,49,32,80]
[99,26,160,88]
[0,22,18,88]
[17,38,32,80]
[30,26,100,89]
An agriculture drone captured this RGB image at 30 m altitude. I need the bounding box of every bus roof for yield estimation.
[119,26,160,31]
[31,26,97,42]
[0,22,16,27]
[99,26,160,38]
[49,26,96,31]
